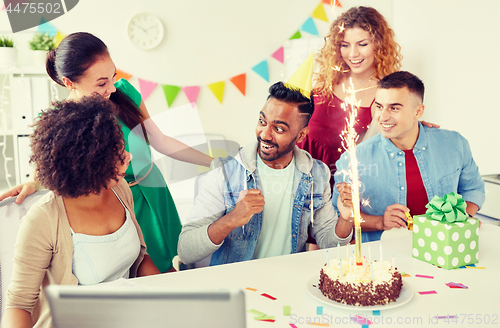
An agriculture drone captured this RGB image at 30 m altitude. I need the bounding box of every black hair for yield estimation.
[267,81,315,126]
[46,32,108,87]
[46,32,145,134]
[378,71,425,102]
[30,95,125,198]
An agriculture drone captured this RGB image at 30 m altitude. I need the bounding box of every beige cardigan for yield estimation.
[5,179,147,328]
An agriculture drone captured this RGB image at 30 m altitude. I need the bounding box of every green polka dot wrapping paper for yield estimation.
[412,215,479,270]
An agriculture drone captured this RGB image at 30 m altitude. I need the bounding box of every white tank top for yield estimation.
[70,189,141,285]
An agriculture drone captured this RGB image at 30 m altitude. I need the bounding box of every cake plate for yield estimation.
[307,276,414,311]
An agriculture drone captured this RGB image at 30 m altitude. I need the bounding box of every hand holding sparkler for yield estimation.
[336,182,354,222]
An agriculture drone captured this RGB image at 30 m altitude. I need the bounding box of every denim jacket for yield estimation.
[178,142,352,265]
[333,122,485,242]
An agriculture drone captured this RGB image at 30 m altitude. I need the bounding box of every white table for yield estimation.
[135,225,500,327]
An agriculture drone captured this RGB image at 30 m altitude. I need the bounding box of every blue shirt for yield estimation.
[332,122,485,242]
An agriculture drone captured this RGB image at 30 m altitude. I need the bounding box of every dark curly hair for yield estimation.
[30,95,126,198]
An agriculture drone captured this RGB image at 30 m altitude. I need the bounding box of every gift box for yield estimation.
[412,193,479,270]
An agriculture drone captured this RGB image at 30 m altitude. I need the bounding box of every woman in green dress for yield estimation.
[1,32,212,272]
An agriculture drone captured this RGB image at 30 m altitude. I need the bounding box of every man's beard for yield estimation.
[257,135,297,162]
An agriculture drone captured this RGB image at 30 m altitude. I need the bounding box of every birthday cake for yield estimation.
[319,259,402,306]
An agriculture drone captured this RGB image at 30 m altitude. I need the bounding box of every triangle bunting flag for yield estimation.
[138,78,158,101]
[36,17,58,36]
[312,4,329,22]
[290,30,302,40]
[114,69,133,82]
[252,60,269,82]
[208,81,225,104]
[162,85,182,107]
[1,3,5,11]
[301,17,319,36]
[230,73,246,96]
[182,86,201,108]
[271,46,284,64]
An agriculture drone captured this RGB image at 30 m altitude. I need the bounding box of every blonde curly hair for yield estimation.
[314,6,402,99]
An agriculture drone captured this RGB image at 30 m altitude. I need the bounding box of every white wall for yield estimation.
[393,0,500,175]
[1,0,498,176]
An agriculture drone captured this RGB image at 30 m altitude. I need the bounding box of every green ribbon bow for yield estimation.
[425,192,467,223]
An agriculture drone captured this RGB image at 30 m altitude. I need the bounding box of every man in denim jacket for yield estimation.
[334,71,485,242]
[178,82,353,266]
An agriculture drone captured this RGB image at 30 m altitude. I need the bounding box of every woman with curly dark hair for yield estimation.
[298,6,403,188]
[2,96,159,328]
[0,32,212,273]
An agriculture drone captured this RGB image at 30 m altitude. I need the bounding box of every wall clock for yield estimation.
[127,13,164,50]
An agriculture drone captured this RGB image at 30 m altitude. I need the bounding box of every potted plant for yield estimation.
[28,33,55,66]
[0,35,17,68]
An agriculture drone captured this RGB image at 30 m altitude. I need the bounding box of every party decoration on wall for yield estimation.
[230,73,246,96]
[208,81,225,104]
[40,0,336,109]
[114,69,132,82]
[182,86,201,107]
[271,46,284,64]
[286,52,314,97]
[138,78,158,101]
[252,60,269,82]
[301,17,319,36]
[290,30,302,40]
[36,17,58,37]
[54,31,66,47]
[162,84,181,107]
[312,3,329,22]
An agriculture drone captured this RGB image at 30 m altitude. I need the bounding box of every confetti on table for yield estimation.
[372,310,381,316]
[247,309,266,317]
[415,274,434,279]
[353,315,372,325]
[246,287,257,291]
[307,323,329,327]
[402,274,411,278]
[418,290,437,295]
[290,324,298,328]
[445,282,468,289]
[362,325,369,328]
[283,305,291,316]
[261,293,277,300]
[466,266,485,269]
[317,306,323,315]
[254,316,275,321]
[465,263,475,267]
[258,319,276,322]
[434,315,458,319]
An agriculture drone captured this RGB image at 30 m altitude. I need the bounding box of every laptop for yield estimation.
[45,284,246,328]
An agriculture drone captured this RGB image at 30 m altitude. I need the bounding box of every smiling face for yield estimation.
[340,27,375,78]
[374,87,425,150]
[255,98,309,169]
[63,53,117,100]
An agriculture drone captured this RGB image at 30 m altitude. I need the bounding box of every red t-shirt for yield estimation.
[404,150,428,215]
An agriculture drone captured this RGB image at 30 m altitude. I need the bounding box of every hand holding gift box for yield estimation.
[412,193,479,270]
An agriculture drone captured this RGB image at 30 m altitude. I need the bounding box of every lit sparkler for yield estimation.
[340,78,364,265]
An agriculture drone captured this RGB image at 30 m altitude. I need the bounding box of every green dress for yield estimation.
[114,79,181,273]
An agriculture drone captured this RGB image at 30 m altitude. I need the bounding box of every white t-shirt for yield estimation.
[254,154,295,259]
